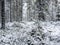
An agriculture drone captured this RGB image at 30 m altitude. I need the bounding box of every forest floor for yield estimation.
[0,21,60,45]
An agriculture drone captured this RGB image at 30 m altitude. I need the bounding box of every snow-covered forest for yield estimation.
[0,0,60,45]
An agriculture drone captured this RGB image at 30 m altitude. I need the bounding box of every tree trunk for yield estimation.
[1,0,5,29]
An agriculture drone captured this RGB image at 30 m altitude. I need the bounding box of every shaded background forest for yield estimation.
[0,0,59,23]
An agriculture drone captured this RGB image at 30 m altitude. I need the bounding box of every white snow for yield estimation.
[41,21,60,36]
[0,21,60,45]
[40,21,60,45]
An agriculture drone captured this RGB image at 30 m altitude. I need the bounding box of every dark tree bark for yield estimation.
[36,0,45,21]
[1,0,5,29]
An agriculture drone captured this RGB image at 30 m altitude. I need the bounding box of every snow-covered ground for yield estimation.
[0,21,60,45]
[40,21,60,45]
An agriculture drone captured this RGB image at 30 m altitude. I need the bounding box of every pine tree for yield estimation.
[1,0,5,29]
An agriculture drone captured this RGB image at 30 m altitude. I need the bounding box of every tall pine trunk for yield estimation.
[1,0,5,29]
